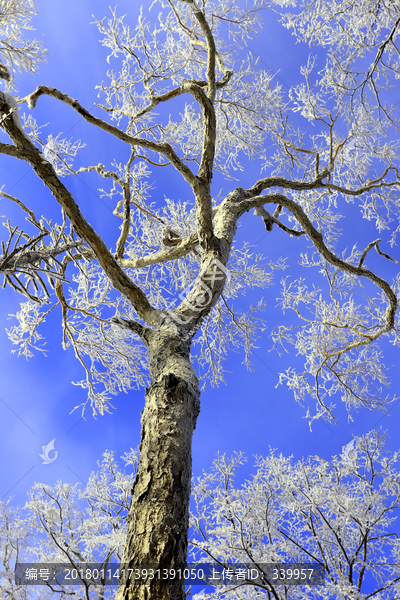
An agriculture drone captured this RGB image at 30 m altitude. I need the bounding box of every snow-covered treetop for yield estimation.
[190,429,400,599]
[0,448,138,600]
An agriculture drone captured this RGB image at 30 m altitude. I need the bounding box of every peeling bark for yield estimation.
[116,333,200,600]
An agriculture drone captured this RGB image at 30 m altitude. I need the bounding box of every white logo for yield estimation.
[340,439,356,464]
[164,258,231,335]
[39,439,58,464]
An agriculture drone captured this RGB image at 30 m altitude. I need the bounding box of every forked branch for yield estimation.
[358,239,398,268]
[24,86,197,187]
[241,191,398,340]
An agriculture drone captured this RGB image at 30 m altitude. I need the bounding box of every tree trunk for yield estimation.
[116,332,200,600]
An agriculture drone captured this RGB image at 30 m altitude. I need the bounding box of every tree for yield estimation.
[0,498,32,600]
[1,0,400,599]
[0,448,138,600]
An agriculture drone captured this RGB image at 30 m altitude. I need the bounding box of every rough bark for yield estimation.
[116,331,200,600]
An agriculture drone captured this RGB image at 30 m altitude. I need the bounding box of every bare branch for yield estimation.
[0,141,21,158]
[0,189,42,228]
[110,317,150,344]
[358,239,398,268]
[0,193,87,303]
[254,205,305,236]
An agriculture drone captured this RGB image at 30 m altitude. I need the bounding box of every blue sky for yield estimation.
[0,0,399,582]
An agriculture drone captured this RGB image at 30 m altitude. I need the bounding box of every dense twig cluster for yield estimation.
[0,193,84,303]
[0,448,139,600]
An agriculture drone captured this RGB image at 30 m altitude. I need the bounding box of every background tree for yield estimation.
[190,429,400,599]
[0,448,138,600]
[1,1,400,599]
[0,498,32,600]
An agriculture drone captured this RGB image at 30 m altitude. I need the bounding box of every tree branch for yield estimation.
[121,233,200,268]
[184,0,217,102]
[0,91,160,326]
[110,317,150,345]
[240,191,398,345]
[95,70,232,121]
[246,166,400,197]
[115,149,135,260]
[183,80,216,187]
[254,206,305,236]
[0,190,42,228]
[23,86,197,188]
[0,141,21,158]
[358,239,398,268]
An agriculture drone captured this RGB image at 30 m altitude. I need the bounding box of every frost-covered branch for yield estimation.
[0,448,140,599]
[24,86,197,188]
[235,190,399,423]
[0,90,160,328]
[275,0,400,127]
[246,192,397,335]
[0,0,46,90]
[0,193,85,303]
